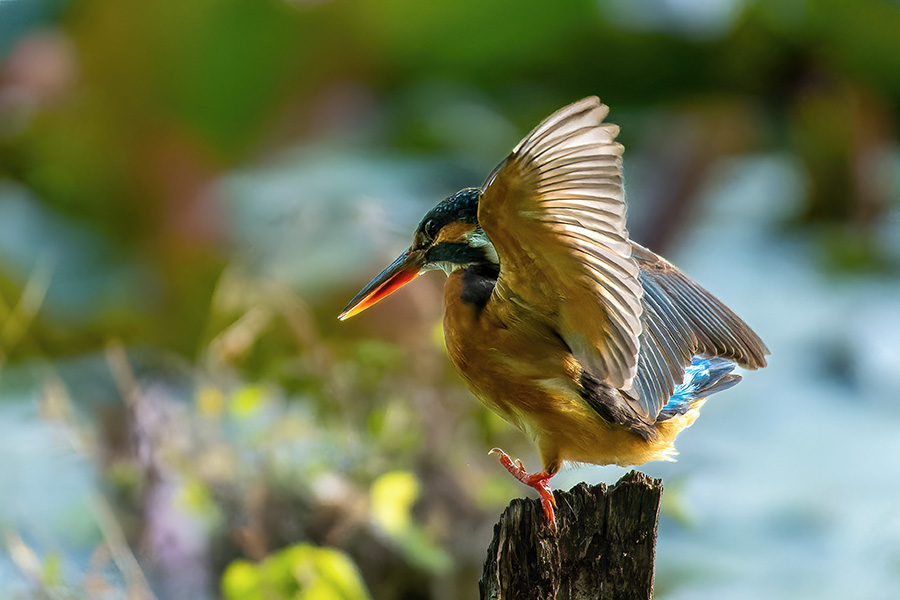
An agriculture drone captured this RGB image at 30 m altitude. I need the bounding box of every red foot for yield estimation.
[489,448,557,532]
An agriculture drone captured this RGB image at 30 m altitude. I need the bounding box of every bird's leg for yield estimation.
[489,448,557,532]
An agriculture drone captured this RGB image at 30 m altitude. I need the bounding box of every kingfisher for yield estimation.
[339,97,768,530]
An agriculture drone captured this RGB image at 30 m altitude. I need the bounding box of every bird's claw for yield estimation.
[489,447,558,532]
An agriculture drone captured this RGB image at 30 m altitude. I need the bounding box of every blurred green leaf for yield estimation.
[370,470,418,534]
[659,477,694,527]
[222,561,263,600]
[40,551,62,587]
[176,477,223,529]
[222,543,371,600]
[229,385,268,419]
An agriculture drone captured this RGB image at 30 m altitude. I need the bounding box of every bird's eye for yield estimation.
[424,219,439,240]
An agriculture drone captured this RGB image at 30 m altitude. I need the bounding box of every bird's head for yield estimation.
[338,188,498,320]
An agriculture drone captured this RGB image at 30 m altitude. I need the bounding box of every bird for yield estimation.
[338,97,769,531]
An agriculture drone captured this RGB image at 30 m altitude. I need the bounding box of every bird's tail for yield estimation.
[657,357,740,421]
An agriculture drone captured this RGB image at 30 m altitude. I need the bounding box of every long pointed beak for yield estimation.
[338,249,426,320]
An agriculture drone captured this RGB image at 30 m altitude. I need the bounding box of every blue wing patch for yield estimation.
[657,357,741,420]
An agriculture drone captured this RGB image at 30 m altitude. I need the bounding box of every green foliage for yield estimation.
[221,543,371,600]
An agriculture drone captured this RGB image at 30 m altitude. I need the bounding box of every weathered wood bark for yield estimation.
[479,471,662,600]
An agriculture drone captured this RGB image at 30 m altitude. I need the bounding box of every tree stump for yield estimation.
[479,471,662,600]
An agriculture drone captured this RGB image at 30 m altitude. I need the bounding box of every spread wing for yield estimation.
[477,97,770,423]
[477,97,645,395]
[629,243,769,417]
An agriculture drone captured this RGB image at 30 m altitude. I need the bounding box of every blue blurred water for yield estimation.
[0,376,102,596]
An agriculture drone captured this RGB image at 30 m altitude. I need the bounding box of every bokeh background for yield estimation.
[2,0,900,598]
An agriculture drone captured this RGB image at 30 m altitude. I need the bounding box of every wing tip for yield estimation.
[514,96,615,154]
[566,95,611,125]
